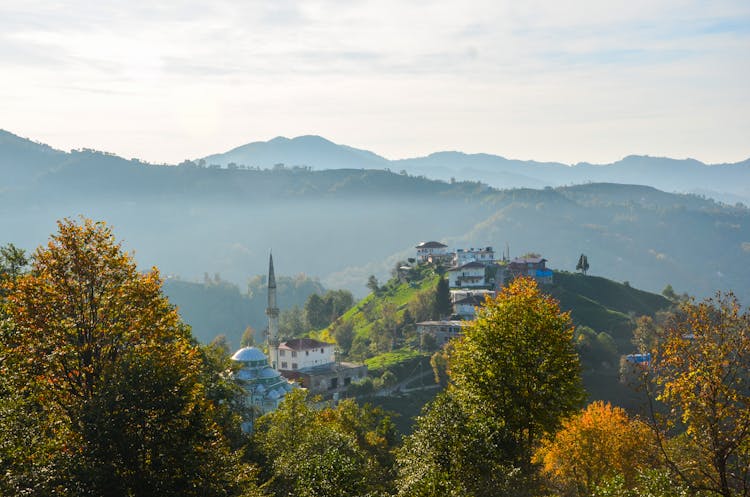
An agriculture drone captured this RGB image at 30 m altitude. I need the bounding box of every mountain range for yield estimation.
[2,129,749,314]
[202,134,750,205]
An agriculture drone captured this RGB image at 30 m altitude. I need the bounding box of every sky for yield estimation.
[1,0,749,165]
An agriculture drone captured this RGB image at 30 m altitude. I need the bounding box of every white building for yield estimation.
[447,261,487,288]
[275,337,367,398]
[276,337,336,371]
[416,241,448,263]
[455,246,494,266]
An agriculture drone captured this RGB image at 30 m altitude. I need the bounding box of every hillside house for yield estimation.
[621,353,652,384]
[455,246,495,266]
[416,241,449,263]
[507,256,554,285]
[277,337,336,371]
[448,261,488,288]
[417,320,468,344]
[276,338,367,399]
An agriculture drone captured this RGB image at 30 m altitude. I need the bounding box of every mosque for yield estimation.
[230,253,366,420]
[230,253,295,420]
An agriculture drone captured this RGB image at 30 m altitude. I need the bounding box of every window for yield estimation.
[292,363,298,370]
[279,350,286,357]
[291,351,297,358]
[305,350,309,356]
[321,348,324,353]
[281,361,288,369]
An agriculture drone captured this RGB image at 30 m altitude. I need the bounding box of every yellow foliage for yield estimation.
[652,292,750,495]
[534,401,658,495]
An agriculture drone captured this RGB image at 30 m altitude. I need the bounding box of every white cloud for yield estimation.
[1,0,748,163]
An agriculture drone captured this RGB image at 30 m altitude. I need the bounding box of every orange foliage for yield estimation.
[534,401,658,495]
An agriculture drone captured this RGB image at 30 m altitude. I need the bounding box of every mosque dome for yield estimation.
[231,347,268,363]
[259,367,279,379]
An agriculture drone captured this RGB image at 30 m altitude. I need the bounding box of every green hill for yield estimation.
[332,267,439,340]
[333,266,672,426]
[548,271,671,351]
[331,267,670,361]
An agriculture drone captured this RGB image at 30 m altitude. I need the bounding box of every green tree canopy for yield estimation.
[449,277,584,470]
[396,391,524,497]
[0,243,28,281]
[576,253,590,275]
[398,277,584,495]
[252,389,396,497]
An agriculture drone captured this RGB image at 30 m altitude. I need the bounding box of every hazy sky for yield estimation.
[2,0,749,164]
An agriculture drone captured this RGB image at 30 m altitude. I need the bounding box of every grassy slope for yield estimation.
[320,265,441,343]
[331,267,670,370]
[548,271,671,351]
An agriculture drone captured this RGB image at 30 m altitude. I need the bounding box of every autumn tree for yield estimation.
[534,401,659,496]
[632,315,659,354]
[449,277,584,471]
[0,218,258,496]
[429,346,450,387]
[650,292,750,497]
[240,325,256,347]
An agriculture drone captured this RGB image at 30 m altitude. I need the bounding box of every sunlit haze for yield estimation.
[2,0,749,164]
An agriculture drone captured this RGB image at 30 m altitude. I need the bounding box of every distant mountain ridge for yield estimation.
[4,129,749,203]
[201,135,750,204]
[202,135,389,170]
[1,129,749,307]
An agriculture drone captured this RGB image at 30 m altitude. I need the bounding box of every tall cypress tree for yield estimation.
[435,277,452,318]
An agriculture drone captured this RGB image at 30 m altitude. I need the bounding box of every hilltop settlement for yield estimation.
[229,239,561,425]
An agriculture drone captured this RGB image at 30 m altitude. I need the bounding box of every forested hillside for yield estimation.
[2,130,748,304]
[327,266,671,416]
[163,273,324,348]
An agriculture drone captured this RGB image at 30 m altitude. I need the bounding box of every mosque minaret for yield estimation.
[266,252,280,368]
